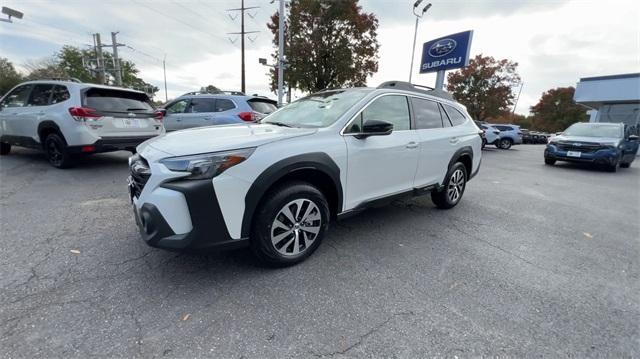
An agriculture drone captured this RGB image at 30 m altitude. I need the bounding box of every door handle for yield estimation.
[406,142,418,149]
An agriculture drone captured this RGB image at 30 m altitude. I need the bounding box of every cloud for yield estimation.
[2,0,639,113]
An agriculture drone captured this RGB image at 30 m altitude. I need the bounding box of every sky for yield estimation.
[1,0,639,114]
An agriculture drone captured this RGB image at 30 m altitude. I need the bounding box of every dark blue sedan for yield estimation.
[545,122,639,172]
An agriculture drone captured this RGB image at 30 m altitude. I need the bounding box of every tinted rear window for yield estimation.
[84,88,153,113]
[248,99,277,114]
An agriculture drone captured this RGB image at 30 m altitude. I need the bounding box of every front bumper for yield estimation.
[544,144,620,165]
[130,178,249,252]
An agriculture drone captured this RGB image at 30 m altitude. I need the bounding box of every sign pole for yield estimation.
[435,70,445,90]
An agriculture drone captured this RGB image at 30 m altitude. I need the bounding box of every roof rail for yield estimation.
[377,81,454,101]
[36,77,82,83]
[180,90,246,97]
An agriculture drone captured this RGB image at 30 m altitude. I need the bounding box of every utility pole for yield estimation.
[110,32,125,87]
[277,0,285,107]
[226,0,259,93]
[163,54,168,102]
[93,33,105,84]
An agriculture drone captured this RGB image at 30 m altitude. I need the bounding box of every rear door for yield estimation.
[83,87,161,137]
[411,97,455,187]
[21,83,55,141]
[211,98,242,124]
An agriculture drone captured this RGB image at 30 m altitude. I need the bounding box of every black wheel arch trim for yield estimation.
[446,146,475,182]
[241,152,343,238]
[37,121,64,144]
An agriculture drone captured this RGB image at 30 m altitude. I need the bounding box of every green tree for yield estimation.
[22,45,158,96]
[201,85,221,93]
[267,0,380,93]
[0,58,23,96]
[446,54,521,122]
[530,87,588,132]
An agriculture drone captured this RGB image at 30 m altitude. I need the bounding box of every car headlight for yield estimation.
[160,148,255,180]
[599,142,620,149]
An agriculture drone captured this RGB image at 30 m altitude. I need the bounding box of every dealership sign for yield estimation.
[419,30,473,73]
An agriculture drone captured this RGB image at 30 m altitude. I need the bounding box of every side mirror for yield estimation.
[628,135,639,141]
[355,119,394,139]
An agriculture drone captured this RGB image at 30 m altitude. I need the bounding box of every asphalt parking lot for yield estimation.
[1,145,638,358]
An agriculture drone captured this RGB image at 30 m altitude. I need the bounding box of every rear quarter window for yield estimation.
[443,105,468,126]
[84,88,153,113]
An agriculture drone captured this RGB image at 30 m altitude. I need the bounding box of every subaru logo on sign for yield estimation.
[429,39,457,58]
[420,30,473,74]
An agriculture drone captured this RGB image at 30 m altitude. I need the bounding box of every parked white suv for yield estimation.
[0,80,163,168]
[129,81,482,266]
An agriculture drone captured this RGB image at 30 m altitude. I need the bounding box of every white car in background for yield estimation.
[480,124,500,148]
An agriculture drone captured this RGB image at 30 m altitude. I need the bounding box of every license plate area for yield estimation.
[567,151,582,158]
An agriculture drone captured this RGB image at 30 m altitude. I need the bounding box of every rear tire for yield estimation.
[0,142,10,155]
[544,158,556,165]
[431,162,467,210]
[498,138,513,150]
[620,162,630,168]
[44,133,74,169]
[481,138,486,149]
[250,181,329,267]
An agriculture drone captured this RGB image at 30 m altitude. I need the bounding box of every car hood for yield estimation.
[139,123,316,160]
[552,135,621,145]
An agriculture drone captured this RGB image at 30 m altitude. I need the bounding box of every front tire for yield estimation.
[545,158,556,165]
[620,162,630,168]
[250,181,329,267]
[498,138,513,150]
[44,133,74,168]
[0,142,10,155]
[432,162,467,209]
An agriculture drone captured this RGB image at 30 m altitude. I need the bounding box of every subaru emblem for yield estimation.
[128,112,136,117]
[573,143,581,147]
[429,38,457,58]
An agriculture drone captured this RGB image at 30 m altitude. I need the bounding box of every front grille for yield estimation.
[556,142,604,153]
[129,155,150,198]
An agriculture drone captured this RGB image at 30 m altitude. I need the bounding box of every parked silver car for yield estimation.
[160,93,278,131]
[0,80,163,168]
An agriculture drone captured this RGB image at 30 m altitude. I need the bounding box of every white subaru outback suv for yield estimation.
[129,81,482,266]
[0,80,163,168]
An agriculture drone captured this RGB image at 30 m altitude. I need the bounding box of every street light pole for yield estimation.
[408,1,432,83]
[277,0,285,107]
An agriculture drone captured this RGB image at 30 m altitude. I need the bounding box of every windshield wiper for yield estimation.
[126,108,149,111]
[265,121,294,128]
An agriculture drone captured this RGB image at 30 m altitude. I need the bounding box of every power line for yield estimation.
[131,0,229,43]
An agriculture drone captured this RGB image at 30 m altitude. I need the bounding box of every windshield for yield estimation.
[563,123,622,138]
[261,89,370,128]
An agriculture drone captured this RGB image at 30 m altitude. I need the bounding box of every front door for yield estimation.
[180,97,217,129]
[343,94,420,210]
[163,99,190,131]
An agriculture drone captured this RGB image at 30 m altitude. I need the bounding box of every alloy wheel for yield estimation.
[46,139,63,166]
[271,198,322,256]
[447,169,465,203]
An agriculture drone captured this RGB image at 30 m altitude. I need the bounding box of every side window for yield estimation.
[444,105,467,126]
[412,97,444,129]
[1,85,33,108]
[50,86,70,104]
[190,98,216,113]
[166,99,189,114]
[27,84,55,106]
[215,99,235,112]
[347,95,410,133]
